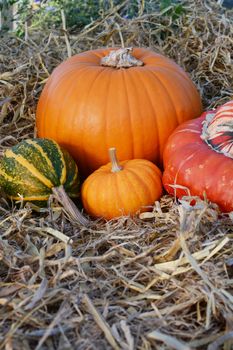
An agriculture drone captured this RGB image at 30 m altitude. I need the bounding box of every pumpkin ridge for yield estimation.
[113,171,125,215]
[81,172,105,216]
[126,166,156,203]
[147,68,179,162]
[39,65,91,138]
[77,49,108,63]
[106,173,117,218]
[134,48,155,61]
[131,161,162,182]
[150,65,200,121]
[62,66,100,150]
[168,68,200,118]
[139,164,163,197]
[78,67,108,172]
[92,49,108,60]
[51,62,97,84]
[103,69,115,158]
[5,149,54,188]
[164,65,201,119]
[105,173,116,218]
[147,62,187,78]
[132,68,159,160]
[38,72,67,137]
[148,67,179,123]
[122,69,136,158]
[123,168,150,206]
[80,179,91,214]
[95,173,110,217]
[53,68,89,142]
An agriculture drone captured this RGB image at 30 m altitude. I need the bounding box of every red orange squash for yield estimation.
[36,47,202,177]
[163,100,233,212]
[81,148,162,220]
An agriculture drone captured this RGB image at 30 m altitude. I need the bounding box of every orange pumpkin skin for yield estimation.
[81,157,162,220]
[36,47,202,177]
[163,101,233,212]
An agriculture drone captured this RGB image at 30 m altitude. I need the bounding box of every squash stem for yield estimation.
[52,185,89,226]
[101,48,144,69]
[109,148,123,173]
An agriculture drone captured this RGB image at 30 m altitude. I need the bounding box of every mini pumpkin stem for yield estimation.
[52,185,89,226]
[101,48,144,69]
[109,148,123,173]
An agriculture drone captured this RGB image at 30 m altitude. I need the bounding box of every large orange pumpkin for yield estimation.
[81,148,162,220]
[163,100,233,212]
[36,47,202,176]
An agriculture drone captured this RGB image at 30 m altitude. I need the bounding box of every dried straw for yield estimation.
[0,1,233,349]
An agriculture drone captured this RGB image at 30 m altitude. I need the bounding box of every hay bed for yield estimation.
[0,1,233,349]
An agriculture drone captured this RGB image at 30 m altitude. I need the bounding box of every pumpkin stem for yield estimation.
[52,185,89,226]
[101,48,144,69]
[109,148,123,173]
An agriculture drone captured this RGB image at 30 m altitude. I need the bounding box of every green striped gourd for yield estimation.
[0,138,88,226]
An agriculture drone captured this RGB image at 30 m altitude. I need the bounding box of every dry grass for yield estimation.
[0,1,233,349]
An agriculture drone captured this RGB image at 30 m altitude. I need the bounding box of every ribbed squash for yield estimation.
[0,138,88,225]
[36,47,202,177]
[81,148,162,220]
[163,100,233,212]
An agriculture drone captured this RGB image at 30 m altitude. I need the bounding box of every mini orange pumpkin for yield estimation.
[36,47,202,177]
[81,148,163,220]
